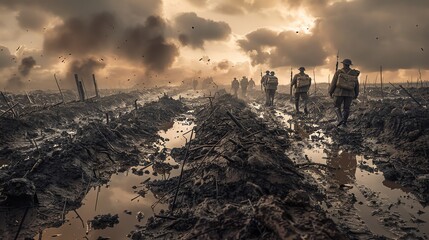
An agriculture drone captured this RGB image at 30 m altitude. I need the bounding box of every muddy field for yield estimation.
[0,85,428,239]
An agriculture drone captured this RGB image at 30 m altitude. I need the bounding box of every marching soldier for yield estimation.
[265,71,279,106]
[231,77,240,98]
[329,59,360,127]
[291,67,311,114]
[240,76,249,98]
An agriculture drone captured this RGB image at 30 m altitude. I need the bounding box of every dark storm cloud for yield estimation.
[0,46,14,69]
[120,16,179,71]
[238,28,328,68]
[16,8,49,31]
[5,56,37,90]
[175,12,231,49]
[18,56,36,76]
[315,0,429,71]
[43,12,116,56]
[0,0,162,23]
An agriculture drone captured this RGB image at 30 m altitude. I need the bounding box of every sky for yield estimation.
[0,0,428,91]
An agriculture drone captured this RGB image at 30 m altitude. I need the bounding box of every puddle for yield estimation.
[251,102,428,238]
[304,136,429,238]
[35,114,195,240]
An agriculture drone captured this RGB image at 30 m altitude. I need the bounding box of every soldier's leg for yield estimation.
[271,90,276,106]
[265,90,269,105]
[334,96,343,125]
[342,97,353,127]
[295,92,300,112]
[302,92,309,114]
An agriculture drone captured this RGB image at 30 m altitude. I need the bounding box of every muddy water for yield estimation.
[252,103,429,238]
[303,129,429,238]
[35,114,195,240]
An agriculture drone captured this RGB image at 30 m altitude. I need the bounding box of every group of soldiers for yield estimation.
[231,76,256,98]
[230,58,360,127]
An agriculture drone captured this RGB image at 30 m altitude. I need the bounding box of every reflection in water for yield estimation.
[34,115,195,240]
[326,150,357,185]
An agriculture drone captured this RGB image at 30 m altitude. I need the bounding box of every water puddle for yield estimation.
[251,102,428,238]
[35,114,195,239]
[304,134,429,238]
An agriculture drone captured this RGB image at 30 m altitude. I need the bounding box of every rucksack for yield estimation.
[336,69,358,91]
[266,76,278,89]
[297,75,311,88]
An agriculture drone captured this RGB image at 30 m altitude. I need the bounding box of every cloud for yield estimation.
[238,28,328,68]
[216,60,230,70]
[16,8,49,31]
[18,56,36,76]
[186,0,280,15]
[43,12,116,57]
[119,16,179,72]
[315,0,429,71]
[0,46,15,69]
[175,12,231,49]
[5,56,37,91]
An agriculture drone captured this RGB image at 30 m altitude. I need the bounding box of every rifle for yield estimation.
[260,70,263,91]
[335,50,339,72]
[290,67,293,95]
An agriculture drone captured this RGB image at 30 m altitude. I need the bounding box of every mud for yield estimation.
[134,93,346,239]
[0,89,187,239]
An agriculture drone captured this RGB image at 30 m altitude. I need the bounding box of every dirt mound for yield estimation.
[134,93,345,239]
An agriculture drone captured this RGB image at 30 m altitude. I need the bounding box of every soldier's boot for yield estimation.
[342,110,350,127]
[335,108,343,126]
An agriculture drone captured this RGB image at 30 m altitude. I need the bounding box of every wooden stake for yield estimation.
[380,65,384,99]
[399,85,424,108]
[92,74,100,98]
[313,69,317,95]
[54,74,65,103]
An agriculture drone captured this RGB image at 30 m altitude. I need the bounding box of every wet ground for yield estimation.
[1,86,428,239]
[34,115,195,239]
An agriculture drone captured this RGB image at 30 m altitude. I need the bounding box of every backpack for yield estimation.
[336,69,358,91]
[266,76,278,89]
[297,75,311,88]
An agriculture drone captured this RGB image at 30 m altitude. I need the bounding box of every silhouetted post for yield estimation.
[105,113,109,124]
[363,75,368,94]
[54,74,65,103]
[418,68,423,88]
[74,74,84,101]
[92,74,100,98]
[25,90,34,104]
[313,69,317,95]
[380,66,384,99]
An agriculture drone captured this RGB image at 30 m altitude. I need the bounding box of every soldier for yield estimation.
[248,78,255,93]
[291,67,311,114]
[329,59,360,127]
[240,76,249,98]
[261,70,270,92]
[265,71,279,106]
[231,77,240,98]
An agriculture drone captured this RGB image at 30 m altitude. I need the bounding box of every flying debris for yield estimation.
[376,37,379,40]
[199,58,203,61]
[421,48,424,52]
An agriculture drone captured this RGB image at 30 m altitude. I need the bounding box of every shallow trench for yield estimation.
[33,113,195,239]
[251,101,429,239]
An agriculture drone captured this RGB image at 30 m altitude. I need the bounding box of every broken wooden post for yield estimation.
[0,102,19,117]
[363,75,368,94]
[389,82,400,91]
[419,68,423,88]
[105,113,110,124]
[172,129,194,212]
[380,65,384,99]
[54,74,65,103]
[399,85,424,108]
[92,74,100,98]
[24,91,34,104]
[74,74,85,101]
[1,91,17,118]
[226,111,245,131]
[134,99,138,118]
[313,69,316,95]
